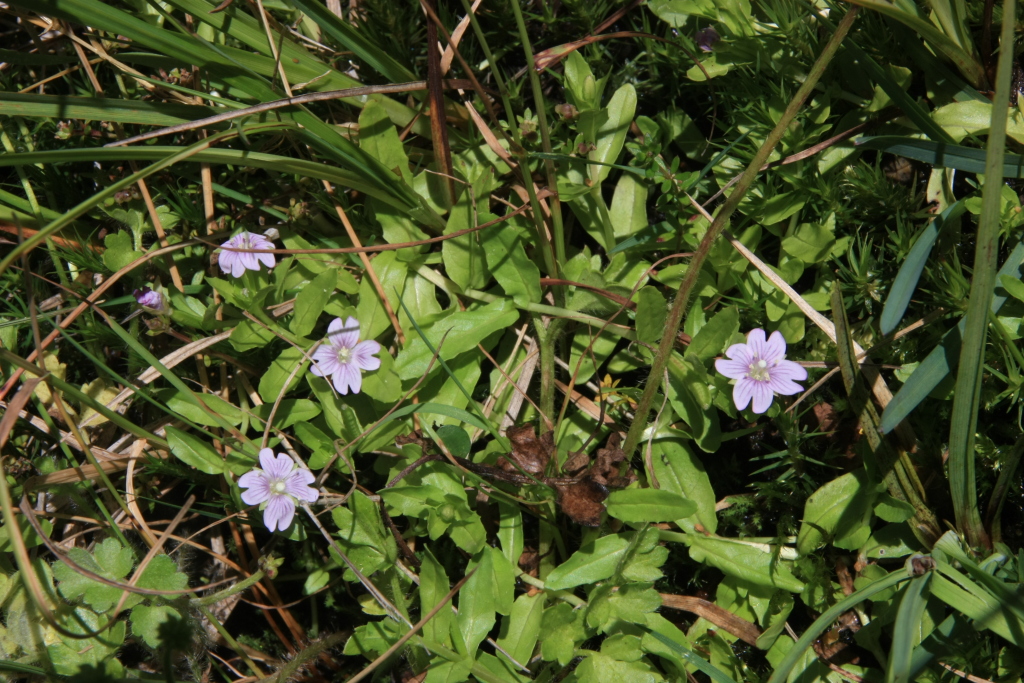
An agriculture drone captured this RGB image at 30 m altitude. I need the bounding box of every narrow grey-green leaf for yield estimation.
[881,201,965,335]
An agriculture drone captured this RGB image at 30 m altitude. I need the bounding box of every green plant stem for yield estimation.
[622,6,861,457]
[947,0,1015,550]
[508,0,565,273]
[534,315,566,424]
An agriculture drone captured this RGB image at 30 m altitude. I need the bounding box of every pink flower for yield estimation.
[715,329,807,414]
[217,231,276,278]
[309,317,381,395]
[237,449,319,532]
[133,287,165,313]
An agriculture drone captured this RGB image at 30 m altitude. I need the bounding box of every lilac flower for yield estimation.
[134,287,165,313]
[309,316,381,395]
[715,329,807,414]
[695,26,720,52]
[217,231,276,278]
[238,449,319,532]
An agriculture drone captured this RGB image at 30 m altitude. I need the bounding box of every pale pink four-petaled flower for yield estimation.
[218,231,276,278]
[238,449,319,532]
[715,329,807,414]
[310,316,381,395]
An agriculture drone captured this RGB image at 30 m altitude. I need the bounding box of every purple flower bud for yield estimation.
[134,288,166,313]
[695,26,720,52]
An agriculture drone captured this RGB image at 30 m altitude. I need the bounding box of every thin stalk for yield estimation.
[508,0,566,273]
[534,316,566,424]
[623,6,861,457]
[947,0,1015,549]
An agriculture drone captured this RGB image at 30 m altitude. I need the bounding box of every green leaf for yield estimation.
[130,604,183,649]
[541,602,588,665]
[136,555,189,593]
[650,439,717,533]
[436,425,471,459]
[420,549,453,647]
[858,135,1024,177]
[458,549,496,653]
[545,534,630,591]
[685,306,739,364]
[874,494,916,523]
[156,388,243,427]
[796,469,878,555]
[684,536,804,593]
[495,592,544,667]
[781,219,835,265]
[443,200,490,291]
[482,222,542,306]
[643,631,739,683]
[258,346,308,403]
[1000,273,1024,303]
[395,300,520,380]
[634,286,667,347]
[250,399,322,430]
[590,84,637,184]
[166,426,225,475]
[605,489,697,523]
[881,236,1024,432]
[497,502,524,567]
[887,575,932,683]
[609,173,649,239]
[359,99,411,183]
[881,201,966,335]
[290,268,336,337]
[102,231,143,272]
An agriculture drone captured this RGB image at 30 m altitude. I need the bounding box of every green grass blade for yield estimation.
[846,0,984,87]
[858,136,1024,177]
[0,143,428,219]
[946,0,1015,548]
[643,631,739,683]
[0,92,223,126]
[288,0,416,83]
[886,574,932,683]
[880,200,966,335]
[880,235,1024,433]
[767,568,912,683]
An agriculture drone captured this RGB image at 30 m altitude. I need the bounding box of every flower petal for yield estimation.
[751,381,774,414]
[329,316,359,348]
[769,374,804,396]
[238,470,270,505]
[260,450,294,481]
[341,362,362,395]
[732,378,756,411]
[746,329,768,360]
[353,340,381,371]
[715,358,750,380]
[286,469,319,503]
[724,342,753,365]
[263,494,294,532]
[763,330,787,362]
[772,359,808,382]
[230,255,248,278]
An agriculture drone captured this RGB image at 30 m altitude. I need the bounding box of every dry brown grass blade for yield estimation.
[659,593,762,646]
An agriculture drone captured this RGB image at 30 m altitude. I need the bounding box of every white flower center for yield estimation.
[270,479,287,495]
[337,346,352,364]
[748,358,771,382]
